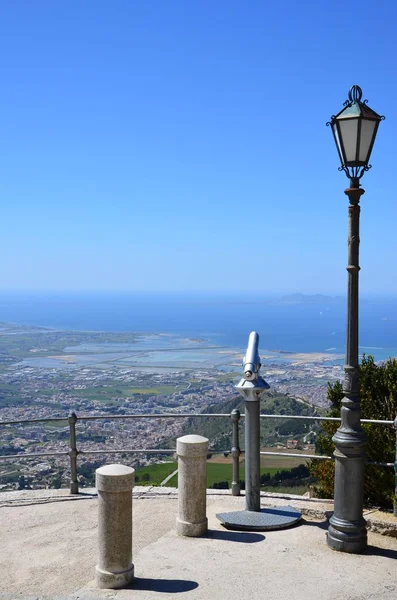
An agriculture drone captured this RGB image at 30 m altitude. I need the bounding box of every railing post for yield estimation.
[394,416,397,518]
[68,411,79,494]
[231,409,241,496]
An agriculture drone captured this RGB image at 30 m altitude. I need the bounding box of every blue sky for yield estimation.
[0,1,396,294]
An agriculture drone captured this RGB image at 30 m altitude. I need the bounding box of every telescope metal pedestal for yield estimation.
[217,332,302,532]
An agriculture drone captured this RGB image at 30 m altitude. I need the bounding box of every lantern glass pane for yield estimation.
[332,122,344,164]
[359,119,377,163]
[338,118,358,163]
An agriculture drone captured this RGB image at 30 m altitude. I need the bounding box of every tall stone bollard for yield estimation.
[176,434,208,537]
[95,464,135,589]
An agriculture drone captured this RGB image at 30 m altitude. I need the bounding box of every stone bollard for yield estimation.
[176,434,208,537]
[95,464,135,589]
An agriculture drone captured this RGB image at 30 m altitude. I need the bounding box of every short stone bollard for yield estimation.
[95,464,135,589]
[176,434,209,537]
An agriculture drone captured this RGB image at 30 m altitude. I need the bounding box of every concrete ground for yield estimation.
[0,487,396,600]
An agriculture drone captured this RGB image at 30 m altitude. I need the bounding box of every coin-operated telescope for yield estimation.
[236,331,270,398]
[236,332,269,511]
[216,331,302,530]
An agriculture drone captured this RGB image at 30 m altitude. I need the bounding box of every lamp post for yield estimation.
[326,85,384,553]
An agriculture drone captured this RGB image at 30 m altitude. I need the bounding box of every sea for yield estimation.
[0,292,397,363]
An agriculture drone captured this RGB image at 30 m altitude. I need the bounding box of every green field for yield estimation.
[205,463,281,487]
[72,384,178,401]
[135,461,177,485]
[134,460,306,490]
[126,385,177,395]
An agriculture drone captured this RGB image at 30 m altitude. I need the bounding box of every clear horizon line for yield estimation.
[0,289,395,297]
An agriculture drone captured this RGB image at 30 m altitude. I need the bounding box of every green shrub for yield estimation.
[311,356,396,509]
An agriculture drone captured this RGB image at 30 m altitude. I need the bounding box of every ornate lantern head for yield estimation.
[327,85,384,186]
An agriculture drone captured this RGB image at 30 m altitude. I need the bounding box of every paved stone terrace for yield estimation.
[0,487,396,600]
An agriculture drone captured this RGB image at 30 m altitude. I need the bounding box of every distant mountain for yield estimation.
[279,294,345,305]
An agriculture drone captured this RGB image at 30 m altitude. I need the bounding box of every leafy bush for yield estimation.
[210,480,229,490]
[260,464,311,488]
[311,356,396,509]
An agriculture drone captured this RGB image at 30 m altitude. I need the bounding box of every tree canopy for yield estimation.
[311,355,396,509]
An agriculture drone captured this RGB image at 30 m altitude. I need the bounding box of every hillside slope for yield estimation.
[163,391,324,451]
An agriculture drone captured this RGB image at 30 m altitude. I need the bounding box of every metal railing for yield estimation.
[0,410,396,508]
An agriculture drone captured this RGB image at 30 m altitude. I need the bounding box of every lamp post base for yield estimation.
[327,516,367,554]
[327,436,367,554]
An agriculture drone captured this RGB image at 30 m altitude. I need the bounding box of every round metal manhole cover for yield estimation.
[216,506,302,531]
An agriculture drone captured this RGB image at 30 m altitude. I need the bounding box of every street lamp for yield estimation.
[326,85,384,553]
